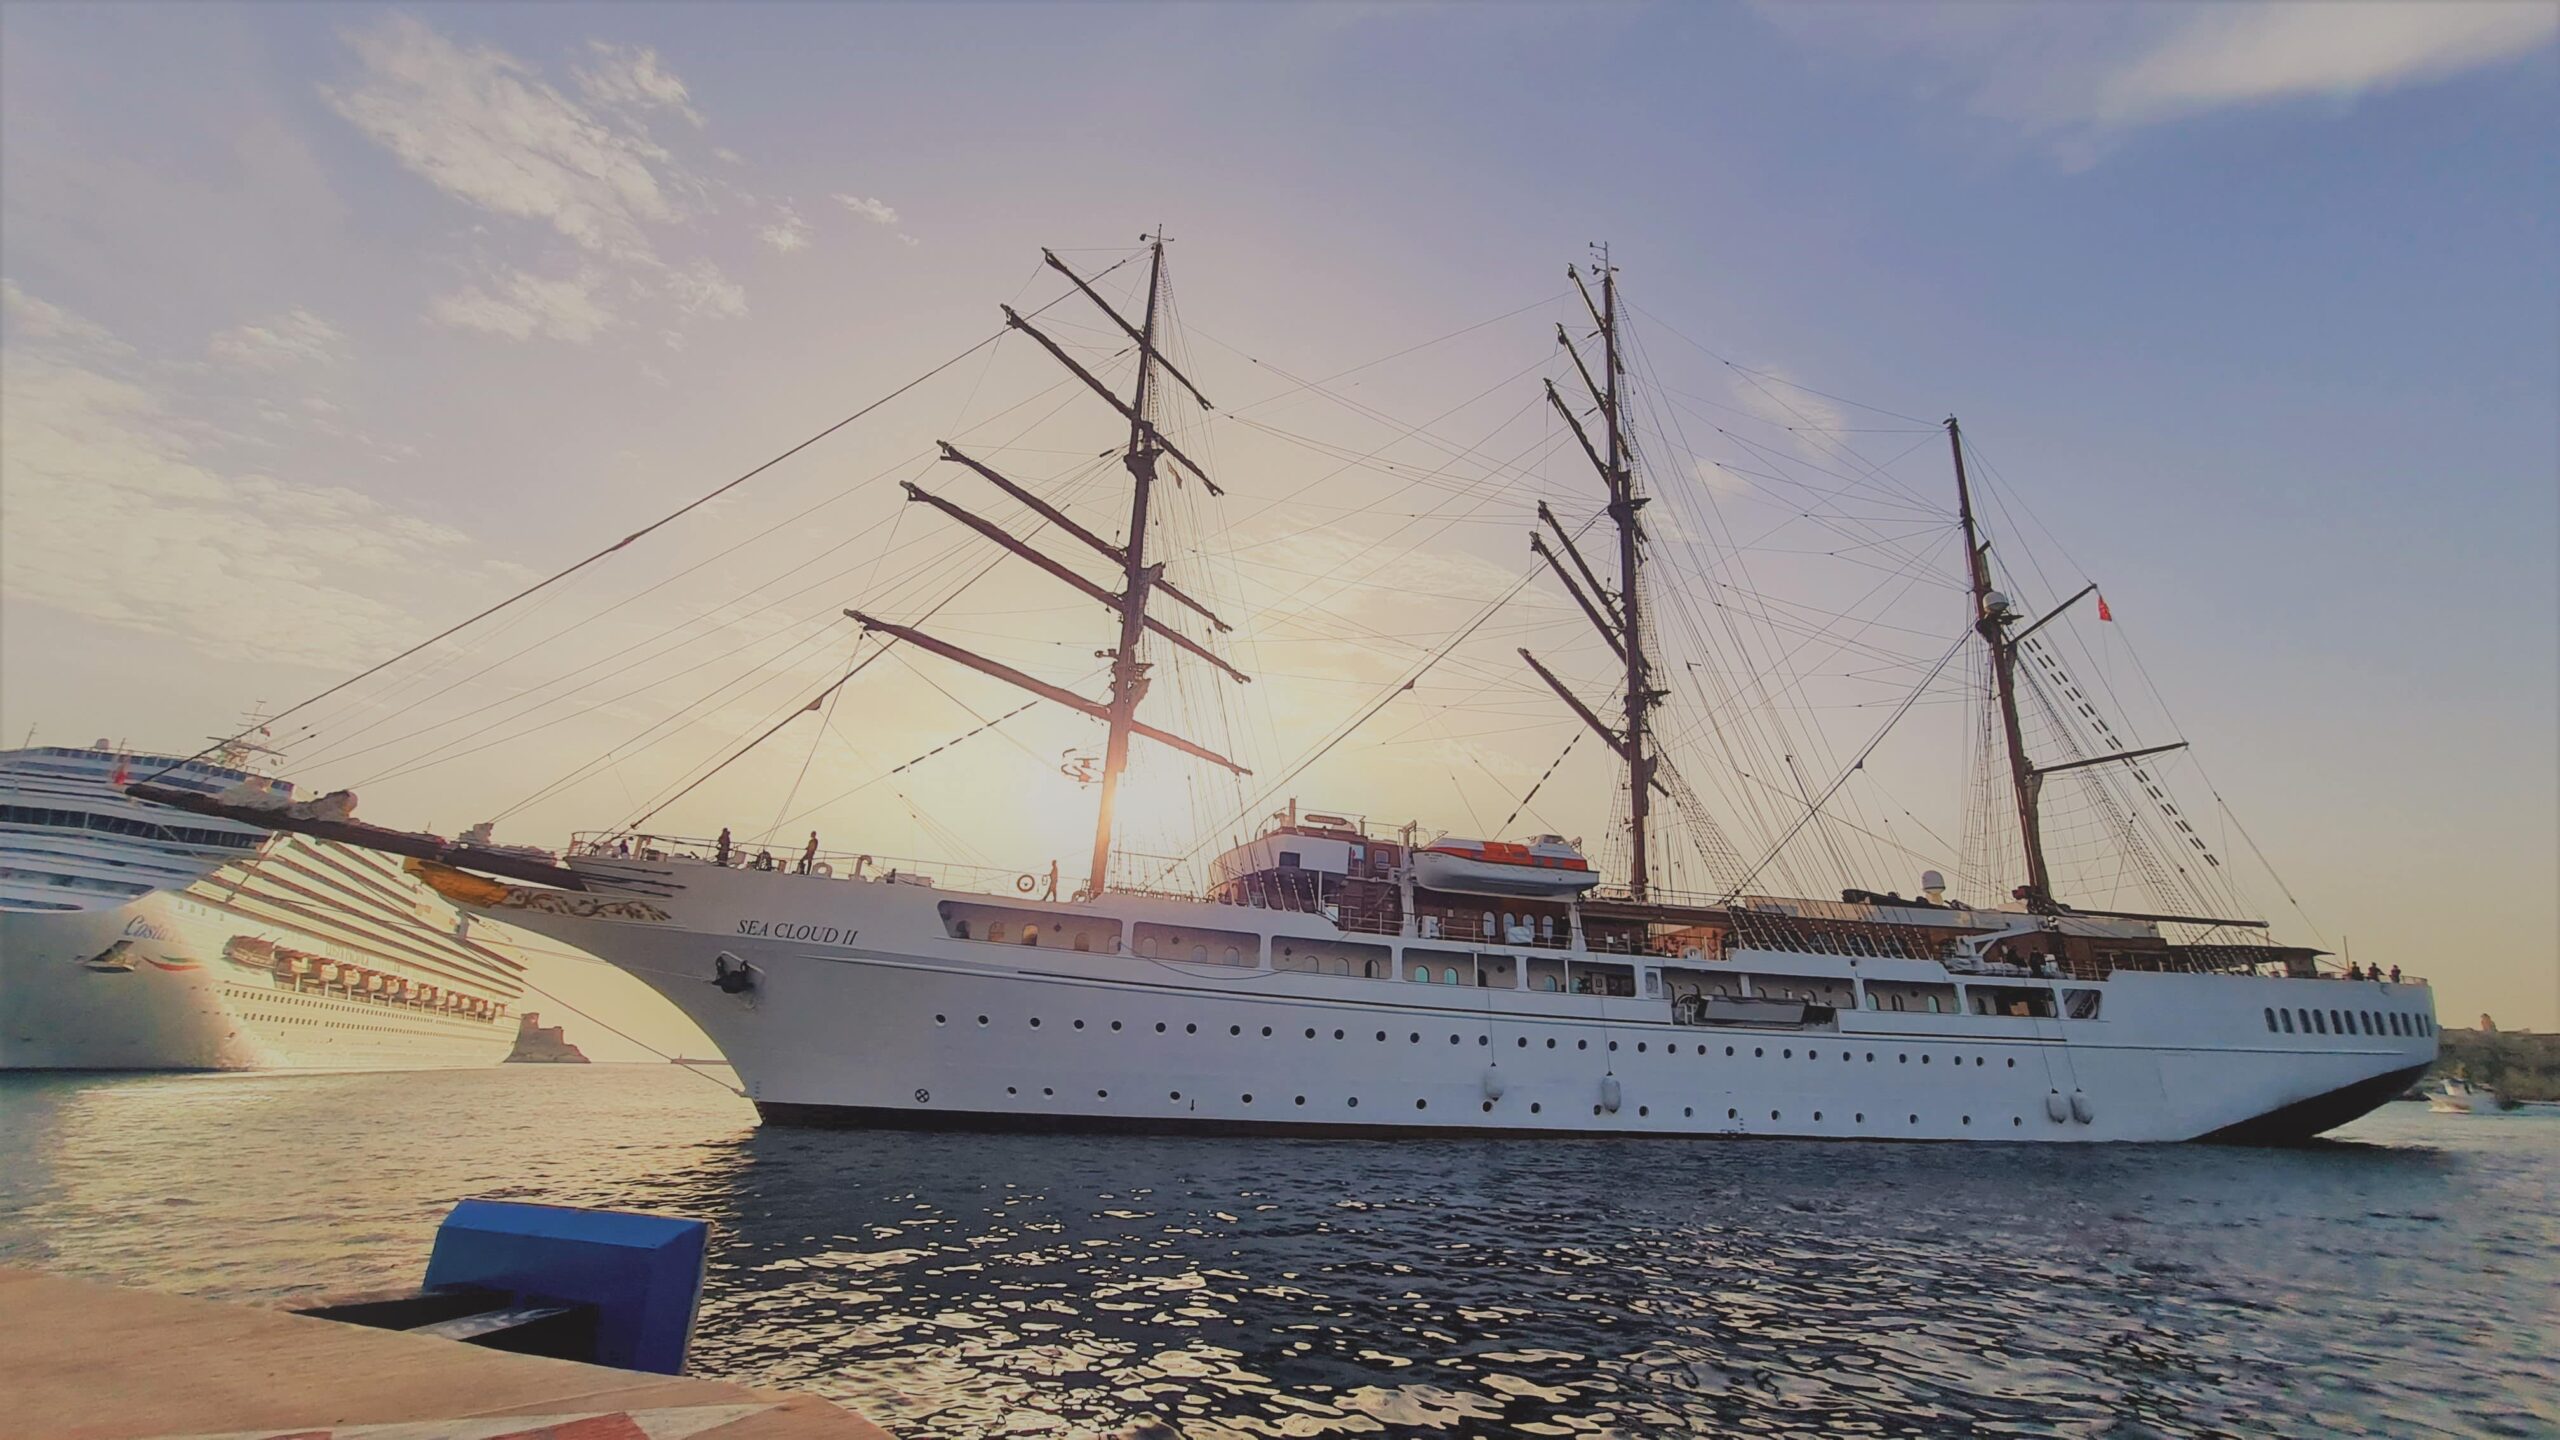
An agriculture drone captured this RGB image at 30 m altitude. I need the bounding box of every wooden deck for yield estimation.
[0,1267,890,1440]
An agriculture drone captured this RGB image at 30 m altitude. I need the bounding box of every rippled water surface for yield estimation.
[3,1066,2552,1438]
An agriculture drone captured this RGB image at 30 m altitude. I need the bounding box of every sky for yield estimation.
[3,1,2554,1052]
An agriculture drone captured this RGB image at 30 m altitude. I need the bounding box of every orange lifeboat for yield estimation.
[1409,835,1601,899]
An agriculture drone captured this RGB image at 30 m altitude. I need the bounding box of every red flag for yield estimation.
[2096,594,2113,622]
[111,757,129,787]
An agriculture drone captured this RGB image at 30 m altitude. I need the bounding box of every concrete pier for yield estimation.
[0,1267,888,1440]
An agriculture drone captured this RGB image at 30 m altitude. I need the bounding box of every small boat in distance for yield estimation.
[2425,1077,2510,1115]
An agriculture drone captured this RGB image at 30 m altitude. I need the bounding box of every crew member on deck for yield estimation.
[716,828,733,866]
[800,832,820,875]
[2389,964,2403,984]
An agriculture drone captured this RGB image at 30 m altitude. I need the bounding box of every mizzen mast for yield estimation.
[1520,251,1664,900]
[849,232,1249,901]
[1948,415,2053,911]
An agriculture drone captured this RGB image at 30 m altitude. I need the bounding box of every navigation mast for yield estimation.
[1520,249,1662,900]
[1948,416,2052,910]
[850,233,1249,900]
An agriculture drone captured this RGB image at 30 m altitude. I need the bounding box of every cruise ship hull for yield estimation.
[479,861,2437,1145]
[0,894,514,1070]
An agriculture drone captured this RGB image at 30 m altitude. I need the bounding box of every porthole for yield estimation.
[1814,1111,1823,1121]
[1866,1052,1876,1062]
[1518,1037,1528,1048]
[1305,1028,1317,1039]
[1111,1021,1123,1031]
[1483,1101,1494,1113]
[1042,1087,1055,1097]
[1908,1114,1918,1124]
[1726,1045,1736,1056]
[1261,1026,1274,1037]
[1242,1093,1254,1104]
[1962,1115,1971,1125]
[1577,1039,1588,1050]
[1335,1029,1346,1040]
[1410,1032,1421,1044]
[1975,1057,1985,1067]
[1808,1049,1818,1059]
[1478,1035,1490,1047]
[1921,1055,1930,1065]
[1450,1034,1461,1045]
[1170,1091,1181,1100]
[1727,1108,1738,1119]
[1377,1031,1388,1042]
[978,1015,990,1026]
[1529,1103,1541,1114]
[1295,1096,1306,1106]
[1637,1042,1647,1053]
[1097,1089,1109,1099]
[1638,1105,1650,1116]
[1783,1049,1793,1059]
[2013,1117,2022,1126]
[2006,1058,2016,1068]
[1072,1019,1084,1030]
[1348,1097,1359,1108]
[1156,1022,1167,1033]
[1186,1023,1198,1034]
[1683,1106,1693,1118]
[935,1014,947,1025]
[1855,1112,1865,1122]
[1007,1086,1017,1095]
[1898,1054,1908,1064]
[1230,1025,1241,1036]
[1696,1045,1707,1055]
[1609,1041,1619,1052]
[1754,1047,1764,1058]
[1771,1110,1780,1120]
[1416,1099,1428,1110]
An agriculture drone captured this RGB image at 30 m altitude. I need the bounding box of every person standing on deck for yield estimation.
[800,832,820,875]
[716,828,733,867]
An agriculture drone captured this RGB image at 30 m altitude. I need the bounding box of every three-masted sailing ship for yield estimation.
[136,238,2437,1141]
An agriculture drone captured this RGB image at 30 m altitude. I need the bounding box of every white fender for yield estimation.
[2070,1092,2095,1125]
[1481,1068,1505,1102]
[1600,1075,1622,1114]
[2046,1091,2070,1123]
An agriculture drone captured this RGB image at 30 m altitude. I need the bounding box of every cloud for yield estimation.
[835,193,900,226]
[2,280,129,355]
[1,290,498,669]
[759,203,813,253]
[209,307,344,369]
[664,259,746,319]
[573,41,704,128]
[427,268,614,343]
[324,15,690,261]
[1764,2,2558,163]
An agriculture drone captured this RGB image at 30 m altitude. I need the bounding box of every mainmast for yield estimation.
[1521,250,1662,901]
[1088,236,1171,899]
[850,233,1249,900]
[1948,415,2051,910]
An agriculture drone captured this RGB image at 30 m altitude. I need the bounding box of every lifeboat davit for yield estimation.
[1409,835,1601,899]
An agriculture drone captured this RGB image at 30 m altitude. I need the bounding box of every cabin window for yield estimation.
[1191,945,1208,964]
[1279,851,1301,869]
[1541,976,1559,992]
[989,922,1008,943]
[1891,995,1905,1012]
[1021,929,1039,946]
[2294,1007,2309,1032]
[1074,932,1091,953]
[2312,1011,2326,1034]
[2280,1009,2294,1033]
[954,920,972,940]
[1410,966,1429,983]
[2263,1007,2276,1032]
[1481,912,1496,939]
[1224,946,1241,966]
[1444,967,1460,986]
[1364,959,1380,979]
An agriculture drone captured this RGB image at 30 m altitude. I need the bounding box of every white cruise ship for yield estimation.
[1,742,527,1070]
[151,240,2438,1141]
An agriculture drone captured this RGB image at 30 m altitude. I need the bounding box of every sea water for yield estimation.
[2,1066,2551,1438]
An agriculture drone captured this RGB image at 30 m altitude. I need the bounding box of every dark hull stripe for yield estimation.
[2196,1062,2429,1146]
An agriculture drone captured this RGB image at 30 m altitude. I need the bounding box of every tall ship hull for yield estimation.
[2,745,528,1072]
[437,848,2436,1145]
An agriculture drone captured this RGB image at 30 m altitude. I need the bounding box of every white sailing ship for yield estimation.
[145,239,2438,1139]
[2,741,528,1070]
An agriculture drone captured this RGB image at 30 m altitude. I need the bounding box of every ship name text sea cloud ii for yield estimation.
[136,237,2438,1139]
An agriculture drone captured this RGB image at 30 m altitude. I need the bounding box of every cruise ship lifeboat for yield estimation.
[1410,836,1601,899]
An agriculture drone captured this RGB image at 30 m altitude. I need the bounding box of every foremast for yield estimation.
[1521,251,1663,900]
[850,233,1249,901]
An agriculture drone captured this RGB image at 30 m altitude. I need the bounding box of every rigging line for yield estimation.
[148,254,1145,791]
[1212,292,1567,416]
[1626,301,1936,426]
[1722,627,1971,901]
[619,648,878,836]
[753,654,854,848]
[1143,549,1560,884]
[773,693,1055,835]
[1496,730,1583,837]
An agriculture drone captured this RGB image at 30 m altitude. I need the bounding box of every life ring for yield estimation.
[1016,874,1038,894]
[812,861,833,877]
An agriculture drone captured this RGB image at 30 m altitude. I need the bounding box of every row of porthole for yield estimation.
[986,1083,2025,1130]
[2265,1005,2430,1039]
[931,1013,2021,1069]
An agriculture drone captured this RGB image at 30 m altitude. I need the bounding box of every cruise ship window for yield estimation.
[989,922,1008,943]
[2280,1010,2294,1033]
[1444,967,1459,986]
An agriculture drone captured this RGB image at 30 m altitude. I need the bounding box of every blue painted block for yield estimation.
[423,1199,709,1375]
